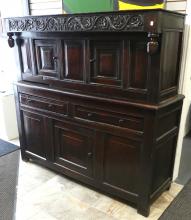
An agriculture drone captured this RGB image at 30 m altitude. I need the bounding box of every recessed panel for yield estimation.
[23,112,45,158]
[161,32,181,91]
[129,41,148,89]
[98,50,117,77]
[20,39,32,74]
[90,41,122,86]
[60,130,88,168]
[103,134,140,193]
[35,40,58,78]
[40,47,54,70]
[54,121,94,177]
[152,137,176,192]
[63,40,85,81]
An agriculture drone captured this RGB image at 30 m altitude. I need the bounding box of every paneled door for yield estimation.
[90,40,123,87]
[35,39,60,78]
[53,120,95,178]
[22,111,47,159]
[100,133,141,195]
[62,40,86,82]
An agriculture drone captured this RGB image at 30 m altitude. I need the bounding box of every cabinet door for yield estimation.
[35,40,59,78]
[90,40,122,87]
[53,121,94,177]
[22,111,47,159]
[63,40,86,81]
[101,133,140,194]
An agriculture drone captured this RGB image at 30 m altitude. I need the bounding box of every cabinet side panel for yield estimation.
[151,102,182,194]
[160,32,182,100]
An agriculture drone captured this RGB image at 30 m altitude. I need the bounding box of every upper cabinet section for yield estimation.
[5,10,185,104]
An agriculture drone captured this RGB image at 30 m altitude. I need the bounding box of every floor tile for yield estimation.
[81,207,117,220]
[93,195,126,217]
[28,210,58,220]
[44,194,90,220]
[14,158,183,220]
[69,184,102,206]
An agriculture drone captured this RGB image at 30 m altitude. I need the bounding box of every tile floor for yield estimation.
[10,139,183,220]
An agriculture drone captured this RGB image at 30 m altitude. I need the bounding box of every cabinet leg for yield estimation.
[137,202,150,217]
[166,184,171,191]
[22,157,29,162]
[21,153,29,162]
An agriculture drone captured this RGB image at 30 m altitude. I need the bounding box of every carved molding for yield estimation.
[5,14,144,33]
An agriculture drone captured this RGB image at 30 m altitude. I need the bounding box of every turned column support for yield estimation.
[147,33,159,55]
[7,32,15,48]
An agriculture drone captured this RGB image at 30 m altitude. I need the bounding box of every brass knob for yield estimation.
[90,58,96,63]
[119,119,124,124]
[88,152,93,158]
[26,99,32,104]
[88,113,93,117]
[53,56,58,61]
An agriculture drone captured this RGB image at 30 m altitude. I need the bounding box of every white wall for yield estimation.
[0,0,23,17]
[30,0,62,15]
[0,0,24,90]
[173,0,191,180]
[166,0,187,13]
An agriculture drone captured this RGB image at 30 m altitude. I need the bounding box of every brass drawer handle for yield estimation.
[53,56,58,61]
[90,58,96,63]
[119,119,125,124]
[87,113,93,118]
[88,152,93,158]
[26,99,32,104]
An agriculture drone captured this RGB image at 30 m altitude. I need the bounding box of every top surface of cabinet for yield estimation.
[5,9,185,34]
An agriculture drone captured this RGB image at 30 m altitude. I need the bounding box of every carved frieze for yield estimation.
[5,14,144,32]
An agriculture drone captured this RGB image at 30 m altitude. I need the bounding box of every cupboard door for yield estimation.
[128,40,148,90]
[35,40,59,78]
[101,133,140,194]
[53,121,94,177]
[63,40,85,81]
[90,40,122,87]
[22,111,46,159]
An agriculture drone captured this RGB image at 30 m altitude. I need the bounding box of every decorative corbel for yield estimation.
[7,32,15,48]
[147,33,159,55]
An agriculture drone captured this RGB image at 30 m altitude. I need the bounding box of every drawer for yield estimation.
[20,94,68,115]
[73,105,144,132]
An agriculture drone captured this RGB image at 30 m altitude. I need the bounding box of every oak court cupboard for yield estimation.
[5,9,185,216]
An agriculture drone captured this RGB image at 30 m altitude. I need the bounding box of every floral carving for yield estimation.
[5,14,143,33]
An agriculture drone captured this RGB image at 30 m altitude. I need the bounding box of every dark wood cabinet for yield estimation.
[6,9,185,217]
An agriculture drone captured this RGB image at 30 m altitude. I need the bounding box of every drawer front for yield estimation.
[73,105,144,132]
[20,94,68,115]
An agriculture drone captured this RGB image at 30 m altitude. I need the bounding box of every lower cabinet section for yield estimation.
[17,87,183,217]
[21,109,141,195]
